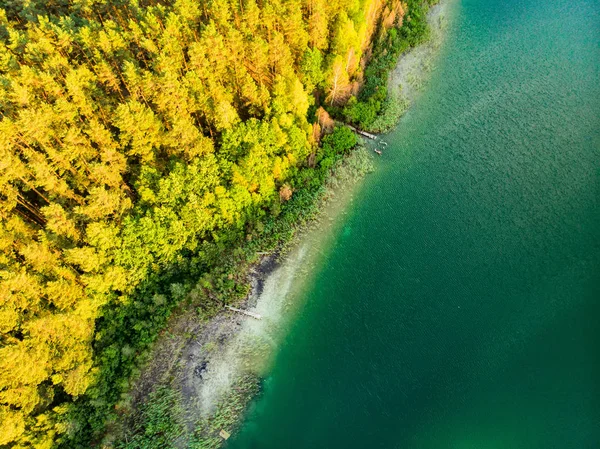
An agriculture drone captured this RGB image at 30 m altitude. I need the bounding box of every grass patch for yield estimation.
[191,375,261,449]
[114,386,186,449]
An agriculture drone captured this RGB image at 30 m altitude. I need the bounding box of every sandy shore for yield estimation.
[180,154,370,426]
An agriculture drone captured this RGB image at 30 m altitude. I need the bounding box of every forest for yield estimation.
[0,0,432,447]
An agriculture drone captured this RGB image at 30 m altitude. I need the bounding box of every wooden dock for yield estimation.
[225,305,262,320]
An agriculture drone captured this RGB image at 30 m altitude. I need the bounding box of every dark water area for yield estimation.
[229,0,600,447]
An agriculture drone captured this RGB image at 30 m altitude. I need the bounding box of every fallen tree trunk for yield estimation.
[225,305,262,320]
[346,124,378,140]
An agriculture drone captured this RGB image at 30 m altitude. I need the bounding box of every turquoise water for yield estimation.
[229,0,600,447]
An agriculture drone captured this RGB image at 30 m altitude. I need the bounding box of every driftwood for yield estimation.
[225,305,262,320]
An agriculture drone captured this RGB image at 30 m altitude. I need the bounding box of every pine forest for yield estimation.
[0,0,433,446]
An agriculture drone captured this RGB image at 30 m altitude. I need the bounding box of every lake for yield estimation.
[228,0,600,447]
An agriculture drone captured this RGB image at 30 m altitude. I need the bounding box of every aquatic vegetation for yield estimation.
[368,88,412,133]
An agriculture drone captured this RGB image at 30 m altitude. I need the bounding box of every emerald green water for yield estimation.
[229,0,600,447]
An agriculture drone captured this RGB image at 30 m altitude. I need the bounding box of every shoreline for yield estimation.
[388,0,452,104]
[366,0,453,135]
[105,146,374,448]
[107,2,455,446]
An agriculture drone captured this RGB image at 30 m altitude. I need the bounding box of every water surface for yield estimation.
[229,0,600,447]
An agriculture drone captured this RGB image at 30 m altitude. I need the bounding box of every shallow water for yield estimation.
[228,0,600,447]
